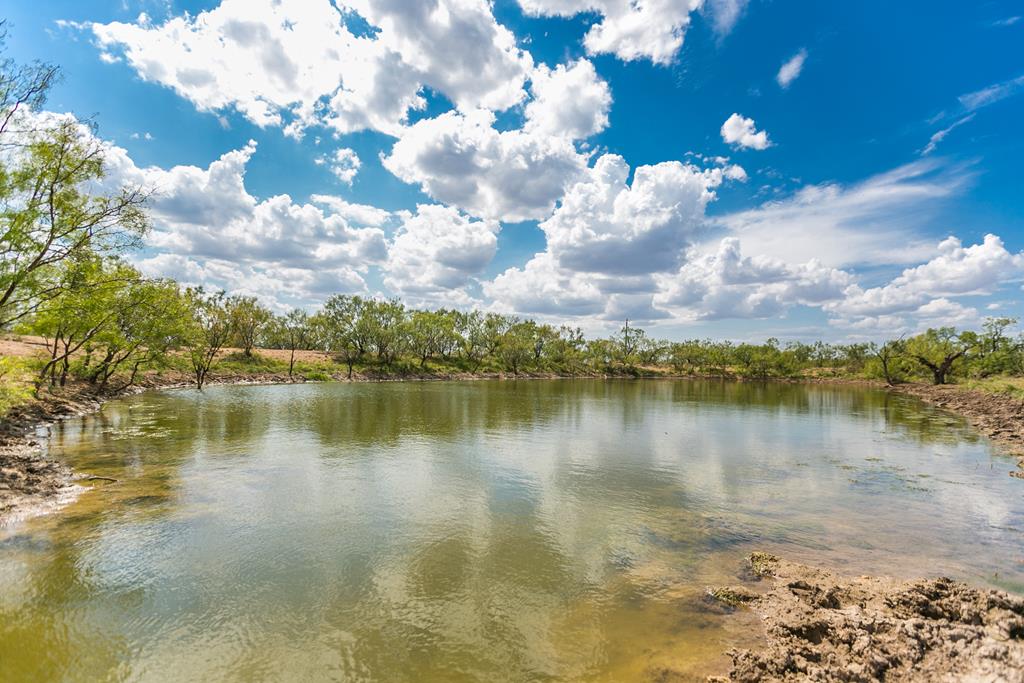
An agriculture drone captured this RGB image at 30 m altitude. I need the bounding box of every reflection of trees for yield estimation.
[876,393,978,446]
[5,378,996,681]
[301,381,593,446]
[51,380,978,459]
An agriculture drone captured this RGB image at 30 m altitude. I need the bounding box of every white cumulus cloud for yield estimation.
[720,113,771,150]
[539,154,732,276]
[828,234,1024,319]
[484,252,606,317]
[382,108,588,222]
[89,0,532,137]
[655,237,852,320]
[321,148,361,185]
[93,134,391,308]
[384,205,499,298]
[524,59,611,139]
[516,0,704,65]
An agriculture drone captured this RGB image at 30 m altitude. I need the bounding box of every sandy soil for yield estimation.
[709,553,1024,682]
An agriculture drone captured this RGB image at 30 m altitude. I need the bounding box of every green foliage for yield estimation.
[1,98,147,327]
[182,288,233,390]
[226,295,272,356]
[903,327,977,385]
[0,355,34,416]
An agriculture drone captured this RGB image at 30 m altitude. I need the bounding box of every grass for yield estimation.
[0,356,38,417]
[957,376,1024,399]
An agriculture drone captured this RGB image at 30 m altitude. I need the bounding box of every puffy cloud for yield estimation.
[382,108,588,222]
[95,135,391,307]
[137,254,369,311]
[655,238,852,320]
[384,205,499,297]
[776,48,807,89]
[483,252,606,317]
[828,234,1024,319]
[89,0,532,137]
[720,113,771,150]
[482,154,748,321]
[92,1,371,131]
[914,298,979,325]
[539,154,732,275]
[828,298,981,337]
[309,195,392,227]
[524,60,611,139]
[321,148,361,185]
[715,159,974,267]
[344,0,532,114]
[516,0,703,65]
[382,57,611,222]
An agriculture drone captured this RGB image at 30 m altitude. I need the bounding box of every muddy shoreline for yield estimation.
[708,553,1024,682]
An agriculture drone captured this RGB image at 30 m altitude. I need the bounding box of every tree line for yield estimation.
[2,29,1023,394]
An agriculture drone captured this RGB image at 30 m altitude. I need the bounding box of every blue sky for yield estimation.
[5,0,1024,340]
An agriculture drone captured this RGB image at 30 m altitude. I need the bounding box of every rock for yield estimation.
[707,585,761,607]
[719,553,1024,682]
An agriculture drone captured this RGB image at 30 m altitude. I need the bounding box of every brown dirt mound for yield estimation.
[711,553,1024,682]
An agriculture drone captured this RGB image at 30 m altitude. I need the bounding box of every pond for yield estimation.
[1,380,1022,681]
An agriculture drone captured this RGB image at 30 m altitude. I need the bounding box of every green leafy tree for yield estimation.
[83,278,190,391]
[364,298,407,366]
[613,319,646,363]
[276,309,312,378]
[319,295,363,378]
[25,255,138,388]
[183,288,233,390]
[496,320,535,376]
[458,310,490,371]
[973,317,1021,377]
[868,339,909,386]
[1,102,147,326]
[407,310,445,368]
[904,327,977,385]
[482,313,514,358]
[227,295,272,357]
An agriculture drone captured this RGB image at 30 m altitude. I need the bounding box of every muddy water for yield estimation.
[1,380,1022,681]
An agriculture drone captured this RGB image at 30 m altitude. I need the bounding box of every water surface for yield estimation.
[2,380,1022,681]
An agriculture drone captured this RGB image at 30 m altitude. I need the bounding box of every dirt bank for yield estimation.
[709,553,1024,682]
[892,383,1024,478]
